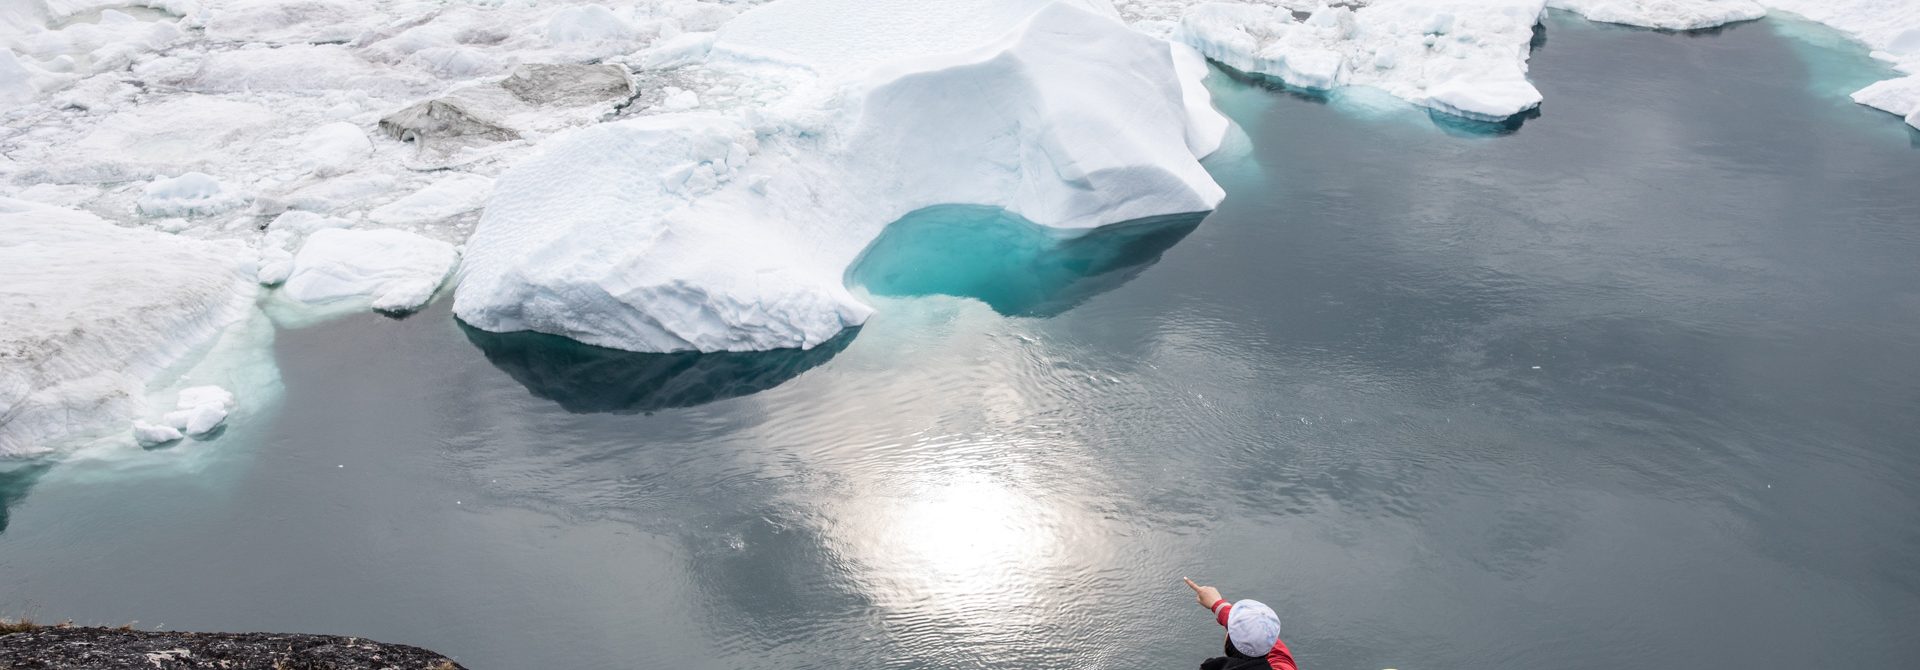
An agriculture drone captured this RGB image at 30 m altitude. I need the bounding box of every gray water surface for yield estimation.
[5,12,1920,670]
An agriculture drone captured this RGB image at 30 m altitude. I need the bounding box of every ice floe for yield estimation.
[455,0,1227,353]
[1547,0,1765,31]
[0,198,257,457]
[283,228,459,314]
[1171,0,1550,121]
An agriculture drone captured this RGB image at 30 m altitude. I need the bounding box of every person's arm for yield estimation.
[1183,578,1232,626]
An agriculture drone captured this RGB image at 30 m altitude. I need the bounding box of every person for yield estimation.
[1183,577,1297,670]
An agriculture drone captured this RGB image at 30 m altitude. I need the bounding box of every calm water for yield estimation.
[5,12,1920,669]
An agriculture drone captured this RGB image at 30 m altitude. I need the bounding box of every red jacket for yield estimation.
[1212,601,1298,670]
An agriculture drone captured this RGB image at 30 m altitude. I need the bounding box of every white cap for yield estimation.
[1226,599,1281,656]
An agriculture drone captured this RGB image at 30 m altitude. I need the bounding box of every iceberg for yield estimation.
[1547,0,1765,31]
[282,228,459,314]
[0,198,256,457]
[1173,0,1550,122]
[455,0,1228,353]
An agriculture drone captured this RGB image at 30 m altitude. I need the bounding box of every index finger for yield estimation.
[1183,577,1201,591]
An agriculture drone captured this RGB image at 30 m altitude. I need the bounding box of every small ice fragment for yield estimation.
[133,421,183,447]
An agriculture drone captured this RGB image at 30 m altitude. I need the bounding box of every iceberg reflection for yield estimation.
[460,325,853,414]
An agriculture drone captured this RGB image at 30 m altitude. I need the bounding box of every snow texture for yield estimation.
[161,384,236,436]
[1548,0,1764,31]
[455,0,1229,353]
[1172,0,1550,121]
[0,198,256,457]
[283,228,459,313]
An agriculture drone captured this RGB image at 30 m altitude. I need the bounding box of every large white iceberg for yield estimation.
[1173,0,1550,121]
[455,0,1228,353]
[0,197,257,457]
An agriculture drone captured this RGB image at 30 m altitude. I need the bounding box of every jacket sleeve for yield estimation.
[1212,600,1232,627]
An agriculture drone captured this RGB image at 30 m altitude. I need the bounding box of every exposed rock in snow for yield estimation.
[366,172,492,226]
[379,62,634,163]
[501,62,635,106]
[283,228,459,313]
[456,0,1227,353]
[0,198,257,457]
[136,171,245,217]
[1548,0,1765,31]
[1174,0,1550,121]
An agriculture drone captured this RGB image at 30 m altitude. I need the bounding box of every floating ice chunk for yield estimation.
[457,1,1225,353]
[1851,74,1920,117]
[547,5,633,45]
[297,122,372,177]
[283,228,459,313]
[161,385,234,436]
[1548,0,1766,30]
[1175,0,1547,121]
[132,420,183,447]
[367,173,492,225]
[256,246,294,286]
[0,198,256,456]
[137,172,246,217]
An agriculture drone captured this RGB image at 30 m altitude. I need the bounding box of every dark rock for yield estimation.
[0,626,466,669]
[500,63,635,107]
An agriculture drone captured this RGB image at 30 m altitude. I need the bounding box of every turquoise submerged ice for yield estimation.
[453,0,1228,354]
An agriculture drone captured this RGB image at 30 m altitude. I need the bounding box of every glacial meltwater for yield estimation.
[5,12,1920,669]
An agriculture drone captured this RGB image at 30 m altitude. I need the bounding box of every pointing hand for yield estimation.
[1183,577,1223,610]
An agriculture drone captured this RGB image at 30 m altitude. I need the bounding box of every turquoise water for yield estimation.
[5,12,1920,669]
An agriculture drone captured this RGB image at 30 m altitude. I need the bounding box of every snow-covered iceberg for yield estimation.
[1172,0,1549,122]
[1547,0,1765,31]
[455,0,1228,353]
[0,198,257,457]
[283,228,459,314]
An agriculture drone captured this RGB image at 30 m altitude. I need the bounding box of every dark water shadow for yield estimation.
[1211,58,1543,135]
[1429,106,1542,137]
[460,324,855,414]
[847,205,1204,317]
[0,461,53,535]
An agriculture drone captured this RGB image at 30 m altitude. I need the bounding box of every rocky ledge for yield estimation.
[0,626,466,669]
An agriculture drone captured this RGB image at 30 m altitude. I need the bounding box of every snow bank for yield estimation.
[136,171,245,217]
[456,0,1227,353]
[1548,0,1765,31]
[1174,0,1549,121]
[366,173,492,226]
[0,198,257,457]
[282,228,458,313]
